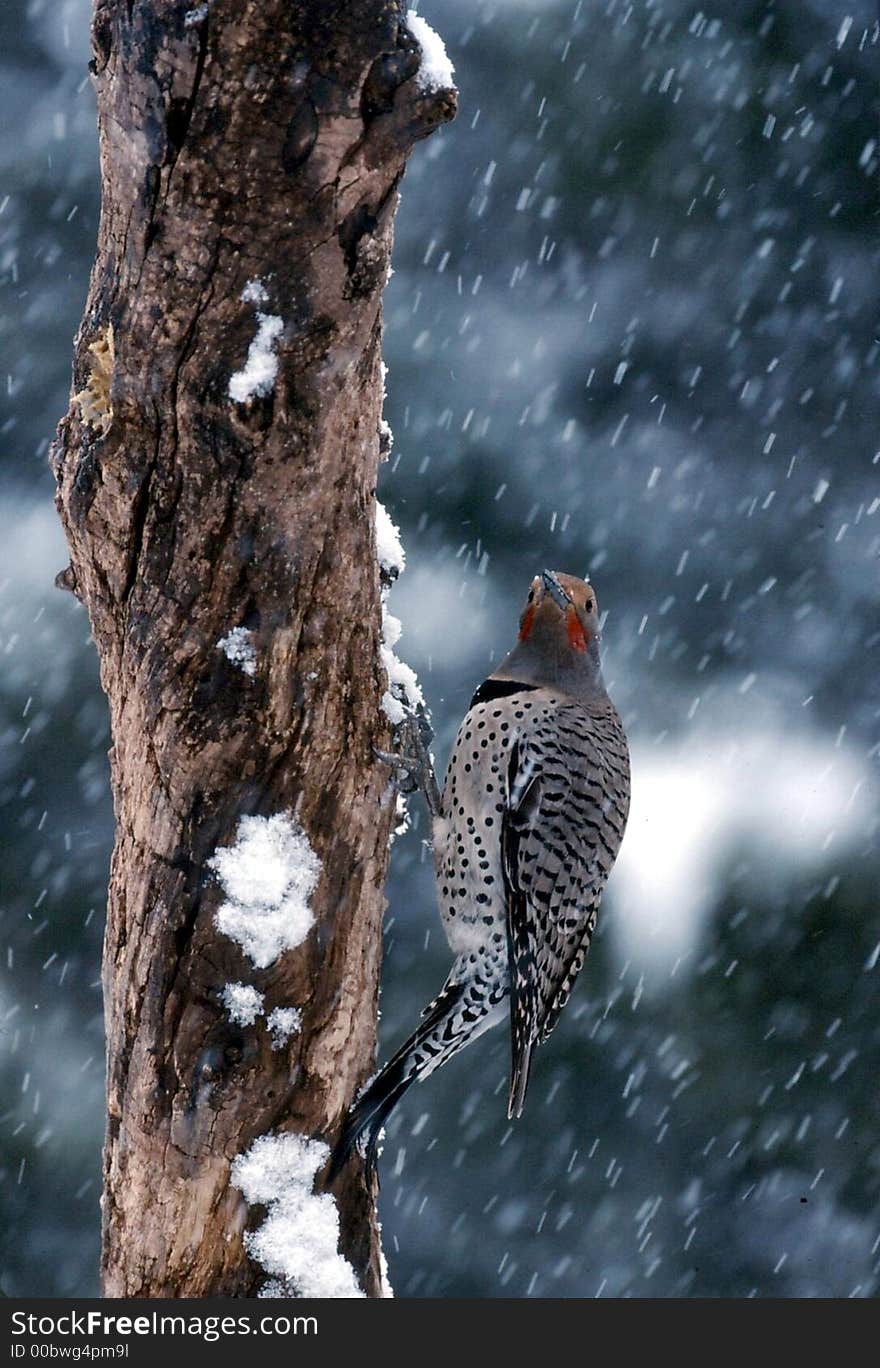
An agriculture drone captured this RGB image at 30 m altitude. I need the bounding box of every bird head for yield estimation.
[518,570,600,652]
[495,570,605,698]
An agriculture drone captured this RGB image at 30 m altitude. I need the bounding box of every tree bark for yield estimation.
[50,0,455,1298]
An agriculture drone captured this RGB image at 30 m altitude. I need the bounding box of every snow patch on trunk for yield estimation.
[231,1132,365,1298]
[375,500,406,580]
[379,608,424,724]
[229,279,283,404]
[407,11,455,91]
[267,1006,302,1048]
[222,982,264,1026]
[378,1228,394,1297]
[208,813,320,969]
[375,500,424,725]
[217,626,257,676]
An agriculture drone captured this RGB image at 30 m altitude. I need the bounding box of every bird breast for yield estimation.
[433,697,514,956]
[432,687,630,963]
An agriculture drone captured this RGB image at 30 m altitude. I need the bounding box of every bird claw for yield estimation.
[376,712,441,816]
[374,746,420,771]
[373,745,422,797]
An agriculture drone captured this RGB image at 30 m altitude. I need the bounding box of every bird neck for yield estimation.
[493,633,606,702]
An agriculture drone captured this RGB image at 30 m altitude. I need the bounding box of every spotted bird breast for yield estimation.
[433,681,630,970]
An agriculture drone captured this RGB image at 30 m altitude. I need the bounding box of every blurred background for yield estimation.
[1,0,878,1298]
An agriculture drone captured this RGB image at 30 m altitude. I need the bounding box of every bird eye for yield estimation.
[585,599,593,612]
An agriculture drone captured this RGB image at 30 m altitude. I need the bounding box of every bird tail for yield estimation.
[327,983,465,1184]
[507,1035,535,1120]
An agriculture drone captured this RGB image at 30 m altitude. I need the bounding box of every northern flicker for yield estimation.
[330,570,630,1178]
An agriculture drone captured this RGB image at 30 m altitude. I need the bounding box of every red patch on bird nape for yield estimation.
[566,607,588,652]
[519,604,536,641]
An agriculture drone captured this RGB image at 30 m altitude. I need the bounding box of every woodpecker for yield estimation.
[330,570,630,1179]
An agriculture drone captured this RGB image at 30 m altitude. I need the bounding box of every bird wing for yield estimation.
[502,706,629,1115]
[501,739,542,1119]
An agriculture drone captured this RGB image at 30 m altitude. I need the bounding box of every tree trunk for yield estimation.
[50,0,455,1298]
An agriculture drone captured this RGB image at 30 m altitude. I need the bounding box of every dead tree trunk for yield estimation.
[50,0,455,1298]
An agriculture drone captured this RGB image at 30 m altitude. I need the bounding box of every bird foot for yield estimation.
[375,710,441,817]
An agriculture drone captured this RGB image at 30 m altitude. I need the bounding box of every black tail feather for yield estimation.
[326,1068,415,1184]
[327,984,464,1184]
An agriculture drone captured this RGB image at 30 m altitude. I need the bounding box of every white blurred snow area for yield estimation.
[611,717,878,981]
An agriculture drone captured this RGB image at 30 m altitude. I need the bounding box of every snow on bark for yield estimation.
[379,609,424,725]
[222,982,265,1026]
[375,500,406,580]
[229,280,283,404]
[377,1233,394,1298]
[208,813,320,969]
[267,1006,303,1048]
[231,1132,365,1298]
[217,626,257,676]
[375,500,423,725]
[407,10,455,91]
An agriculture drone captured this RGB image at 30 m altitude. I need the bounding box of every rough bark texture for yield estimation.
[50,0,455,1298]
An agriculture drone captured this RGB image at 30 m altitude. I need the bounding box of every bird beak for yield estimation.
[541,569,571,611]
